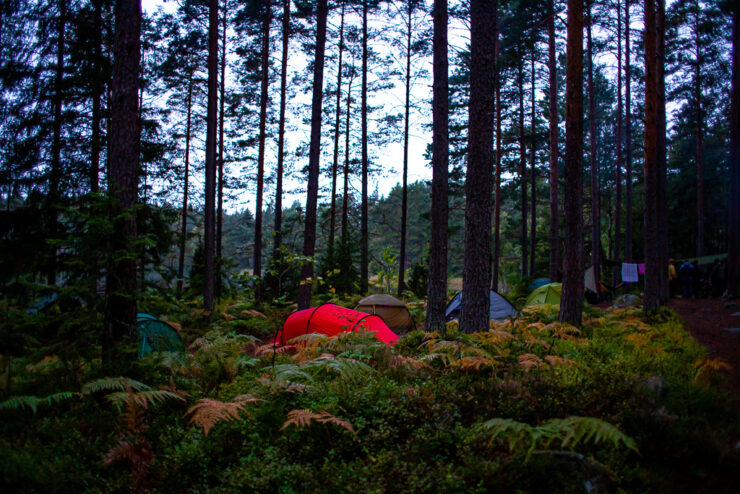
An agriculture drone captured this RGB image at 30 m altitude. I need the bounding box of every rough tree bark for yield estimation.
[103,0,141,364]
[657,0,668,303]
[588,1,600,289]
[216,5,227,297]
[360,0,369,294]
[398,3,412,297]
[48,0,66,285]
[297,0,328,310]
[273,0,290,262]
[91,0,102,193]
[559,0,584,327]
[203,0,218,312]
[548,0,559,282]
[694,8,704,259]
[529,54,536,277]
[493,0,502,291]
[643,0,660,313]
[518,55,528,278]
[728,0,739,298]
[328,2,345,268]
[625,0,633,262]
[177,76,193,295]
[253,0,272,303]
[460,0,495,334]
[614,0,623,286]
[425,0,449,332]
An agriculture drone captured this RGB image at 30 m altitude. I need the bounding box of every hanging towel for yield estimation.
[622,263,639,283]
[584,266,597,293]
[638,263,646,274]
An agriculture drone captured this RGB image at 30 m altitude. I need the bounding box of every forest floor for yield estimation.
[669,297,740,404]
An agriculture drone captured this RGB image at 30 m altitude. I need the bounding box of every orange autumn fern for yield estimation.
[693,357,732,388]
[281,409,356,436]
[186,395,262,436]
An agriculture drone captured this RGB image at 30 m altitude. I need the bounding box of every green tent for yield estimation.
[137,313,184,359]
[525,283,562,306]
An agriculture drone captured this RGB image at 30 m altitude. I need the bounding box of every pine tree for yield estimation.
[204,0,219,312]
[297,0,329,310]
[559,0,584,326]
[728,0,739,298]
[425,0,449,332]
[104,0,141,364]
[460,0,495,334]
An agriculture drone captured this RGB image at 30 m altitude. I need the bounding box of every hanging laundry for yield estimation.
[622,263,639,283]
[638,263,646,275]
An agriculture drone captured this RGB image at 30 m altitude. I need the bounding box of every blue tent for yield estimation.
[445,290,517,322]
[529,278,551,291]
[137,313,184,359]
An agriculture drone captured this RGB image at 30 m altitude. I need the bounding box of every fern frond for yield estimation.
[473,330,514,346]
[389,355,431,370]
[479,416,638,461]
[43,391,81,405]
[106,389,185,410]
[693,357,732,388]
[544,355,578,368]
[281,409,356,436]
[185,396,260,436]
[419,353,452,365]
[450,355,495,371]
[271,363,315,383]
[305,357,373,381]
[287,333,329,348]
[0,395,42,413]
[82,377,149,395]
[518,353,544,372]
[255,343,295,357]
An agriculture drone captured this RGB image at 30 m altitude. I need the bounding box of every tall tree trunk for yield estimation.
[425,0,449,332]
[91,0,102,193]
[460,0,495,334]
[204,0,219,312]
[103,0,141,364]
[48,0,66,285]
[297,0,328,310]
[657,0,668,302]
[273,0,290,262]
[588,2,600,289]
[493,1,502,291]
[727,0,739,298]
[398,5,412,297]
[360,0,369,294]
[529,53,536,277]
[643,0,660,313]
[694,10,704,259]
[328,2,345,269]
[216,4,227,297]
[518,56,528,278]
[254,0,272,303]
[559,0,584,326]
[614,0,623,286]
[625,0,633,262]
[340,66,354,295]
[177,76,193,295]
[548,0,559,282]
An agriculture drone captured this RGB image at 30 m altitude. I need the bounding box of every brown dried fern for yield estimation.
[186,395,262,436]
[281,409,356,436]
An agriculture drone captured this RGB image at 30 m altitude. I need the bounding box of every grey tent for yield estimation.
[355,294,415,333]
[445,290,517,322]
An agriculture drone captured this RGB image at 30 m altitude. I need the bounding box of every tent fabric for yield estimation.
[525,283,563,306]
[273,304,399,347]
[355,294,415,333]
[136,313,184,359]
[529,278,551,291]
[445,290,517,322]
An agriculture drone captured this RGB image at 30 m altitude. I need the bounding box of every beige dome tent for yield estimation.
[355,294,415,333]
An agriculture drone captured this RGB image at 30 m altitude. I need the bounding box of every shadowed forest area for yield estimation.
[1,0,740,492]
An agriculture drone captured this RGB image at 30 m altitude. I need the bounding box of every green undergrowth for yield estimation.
[1,302,738,493]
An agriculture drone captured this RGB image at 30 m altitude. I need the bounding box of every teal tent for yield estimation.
[136,313,184,358]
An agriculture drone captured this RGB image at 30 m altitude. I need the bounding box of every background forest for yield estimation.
[1,0,740,492]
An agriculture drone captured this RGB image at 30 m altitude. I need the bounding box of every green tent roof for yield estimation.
[136,313,184,359]
[525,283,562,306]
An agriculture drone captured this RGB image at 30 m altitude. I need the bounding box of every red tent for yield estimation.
[272,304,399,346]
